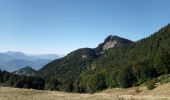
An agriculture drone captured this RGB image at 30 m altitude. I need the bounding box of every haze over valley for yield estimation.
[0,51,61,72]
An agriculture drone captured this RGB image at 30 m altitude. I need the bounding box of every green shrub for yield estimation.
[146,80,155,90]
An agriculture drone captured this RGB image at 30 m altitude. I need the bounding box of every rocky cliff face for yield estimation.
[95,35,132,53]
[103,40,118,50]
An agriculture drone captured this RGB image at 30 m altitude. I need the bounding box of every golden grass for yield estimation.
[1,83,170,100]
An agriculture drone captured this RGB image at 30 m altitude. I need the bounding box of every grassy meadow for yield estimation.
[1,82,170,100]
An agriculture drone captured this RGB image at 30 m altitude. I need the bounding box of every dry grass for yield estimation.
[1,83,170,100]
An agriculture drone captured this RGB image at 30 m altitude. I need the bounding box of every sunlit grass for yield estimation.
[1,82,170,100]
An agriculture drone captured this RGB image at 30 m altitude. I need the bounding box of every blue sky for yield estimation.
[0,0,170,54]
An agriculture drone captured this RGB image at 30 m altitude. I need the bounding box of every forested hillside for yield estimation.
[39,35,132,92]
[76,24,170,92]
[0,24,170,93]
[38,24,170,93]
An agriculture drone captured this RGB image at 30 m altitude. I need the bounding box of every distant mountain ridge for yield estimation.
[0,51,61,72]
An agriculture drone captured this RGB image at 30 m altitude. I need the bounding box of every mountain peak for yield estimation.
[95,35,132,52]
[104,35,132,43]
[104,35,121,42]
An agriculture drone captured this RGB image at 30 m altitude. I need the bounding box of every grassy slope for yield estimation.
[1,82,170,100]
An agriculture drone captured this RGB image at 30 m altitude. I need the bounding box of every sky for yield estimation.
[0,0,170,55]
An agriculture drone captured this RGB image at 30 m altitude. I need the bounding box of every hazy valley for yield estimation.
[0,51,61,72]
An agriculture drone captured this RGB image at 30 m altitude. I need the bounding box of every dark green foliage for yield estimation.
[0,70,45,90]
[32,78,45,90]
[23,84,29,88]
[65,83,74,92]
[146,80,156,90]
[117,67,135,88]
[44,78,61,90]
[131,59,157,84]
[107,71,119,88]
[86,73,107,93]
[0,70,11,84]
[155,48,170,74]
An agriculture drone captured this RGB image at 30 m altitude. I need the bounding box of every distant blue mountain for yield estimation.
[34,54,60,60]
[0,53,14,64]
[0,51,61,72]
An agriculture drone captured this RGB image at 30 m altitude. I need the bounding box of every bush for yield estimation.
[146,80,155,90]
[23,84,29,88]
[44,79,61,91]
